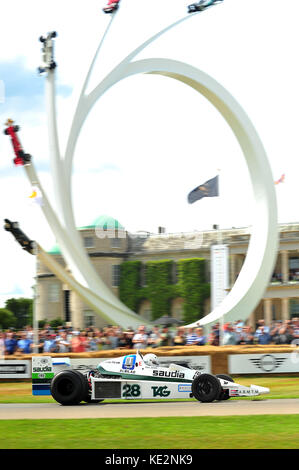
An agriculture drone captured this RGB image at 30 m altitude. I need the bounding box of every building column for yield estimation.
[248,311,255,329]
[264,298,272,326]
[69,291,83,329]
[281,298,290,321]
[230,254,236,286]
[281,251,289,283]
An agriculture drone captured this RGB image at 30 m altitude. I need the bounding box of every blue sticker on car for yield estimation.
[122,355,136,370]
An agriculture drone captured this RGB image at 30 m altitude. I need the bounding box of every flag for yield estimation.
[28,187,43,206]
[187,175,219,204]
[274,174,285,185]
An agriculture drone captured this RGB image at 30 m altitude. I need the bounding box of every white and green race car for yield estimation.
[32,351,269,405]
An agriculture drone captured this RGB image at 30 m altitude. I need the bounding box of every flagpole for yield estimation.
[33,243,39,354]
[216,168,222,246]
[216,168,224,346]
[29,184,40,354]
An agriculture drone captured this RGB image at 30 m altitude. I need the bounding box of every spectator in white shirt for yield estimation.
[132,325,148,350]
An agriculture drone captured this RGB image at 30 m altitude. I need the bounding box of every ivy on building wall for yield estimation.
[119,261,142,311]
[143,260,177,320]
[177,258,210,324]
[119,258,209,323]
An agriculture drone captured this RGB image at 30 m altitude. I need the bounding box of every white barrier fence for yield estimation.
[0,355,211,380]
[1,352,299,379]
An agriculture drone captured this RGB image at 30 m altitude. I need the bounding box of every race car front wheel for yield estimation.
[216,374,234,400]
[51,370,89,405]
[192,373,222,402]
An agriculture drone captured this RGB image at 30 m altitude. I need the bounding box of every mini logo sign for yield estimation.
[249,354,287,372]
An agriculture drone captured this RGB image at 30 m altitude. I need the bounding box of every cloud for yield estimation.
[0,58,72,112]
[1,284,26,297]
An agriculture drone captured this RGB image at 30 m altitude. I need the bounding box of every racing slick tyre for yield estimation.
[51,369,89,406]
[216,374,234,400]
[192,373,222,402]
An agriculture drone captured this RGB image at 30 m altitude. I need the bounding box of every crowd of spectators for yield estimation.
[1,318,299,355]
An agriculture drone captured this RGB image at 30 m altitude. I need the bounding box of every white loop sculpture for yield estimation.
[23,6,278,329]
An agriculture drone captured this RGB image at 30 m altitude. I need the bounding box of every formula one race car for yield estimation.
[103,0,120,14]
[32,352,269,405]
[4,219,35,254]
[38,31,57,74]
[188,0,224,13]
[4,119,31,166]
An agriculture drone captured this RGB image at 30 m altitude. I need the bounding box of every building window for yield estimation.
[289,257,299,281]
[84,237,94,248]
[112,265,121,287]
[64,290,71,323]
[140,264,147,287]
[290,299,299,317]
[142,309,152,321]
[48,283,60,303]
[111,237,121,248]
[84,310,95,328]
[172,263,178,284]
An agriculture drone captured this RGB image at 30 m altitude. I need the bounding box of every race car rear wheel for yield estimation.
[51,370,89,405]
[216,374,234,400]
[192,373,222,402]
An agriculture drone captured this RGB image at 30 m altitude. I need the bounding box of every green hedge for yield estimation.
[119,258,209,323]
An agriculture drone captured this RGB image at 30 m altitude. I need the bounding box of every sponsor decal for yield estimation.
[229,388,258,396]
[0,364,27,374]
[178,384,192,392]
[153,370,185,379]
[151,386,171,397]
[122,355,136,371]
[32,366,52,373]
[74,364,97,371]
[32,372,54,379]
[249,354,287,372]
[103,361,121,365]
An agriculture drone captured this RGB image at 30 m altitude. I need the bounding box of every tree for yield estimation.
[0,308,16,329]
[4,298,33,329]
[49,318,64,329]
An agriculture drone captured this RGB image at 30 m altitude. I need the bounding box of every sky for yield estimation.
[0,0,298,306]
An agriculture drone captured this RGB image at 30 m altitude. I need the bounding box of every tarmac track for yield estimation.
[0,399,299,420]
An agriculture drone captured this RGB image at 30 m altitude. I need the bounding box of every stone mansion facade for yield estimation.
[36,215,299,329]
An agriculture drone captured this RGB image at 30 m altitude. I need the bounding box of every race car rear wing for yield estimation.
[32,356,70,395]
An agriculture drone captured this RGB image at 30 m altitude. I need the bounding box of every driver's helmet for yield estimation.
[143,353,159,367]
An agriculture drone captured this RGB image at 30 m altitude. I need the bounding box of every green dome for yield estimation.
[79,215,124,231]
[47,243,61,255]
[47,215,124,254]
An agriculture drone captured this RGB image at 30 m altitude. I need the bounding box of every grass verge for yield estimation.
[0,415,299,449]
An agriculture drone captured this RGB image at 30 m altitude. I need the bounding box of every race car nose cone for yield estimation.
[253,385,270,395]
